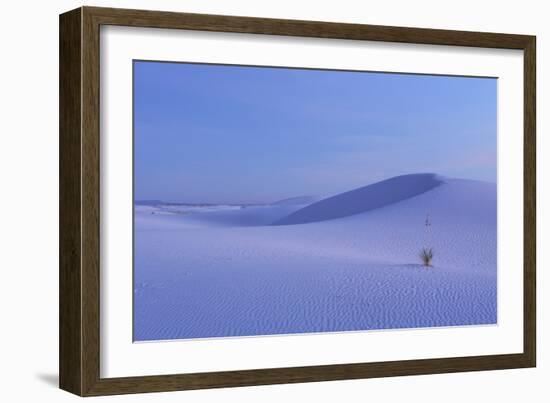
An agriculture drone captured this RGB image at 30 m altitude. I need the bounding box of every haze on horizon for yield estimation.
[134,61,497,204]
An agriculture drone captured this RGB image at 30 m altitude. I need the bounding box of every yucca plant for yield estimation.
[419,247,434,267]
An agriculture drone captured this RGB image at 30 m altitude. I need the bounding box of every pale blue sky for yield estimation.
[134,61,496,204]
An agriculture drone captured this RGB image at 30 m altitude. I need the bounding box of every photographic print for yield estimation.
[133,61,497,342]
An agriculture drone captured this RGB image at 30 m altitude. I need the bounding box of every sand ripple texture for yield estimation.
[134,175,497,341]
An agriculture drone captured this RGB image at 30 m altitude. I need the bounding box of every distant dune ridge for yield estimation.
[133,173,497,341]
[273,173,444,225]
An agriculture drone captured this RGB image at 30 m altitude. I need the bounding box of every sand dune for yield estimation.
[273,173,443,225]
[134,174,496,341]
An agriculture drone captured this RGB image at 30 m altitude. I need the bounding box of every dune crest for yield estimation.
[271,195,322,206]
[272,173,444,225]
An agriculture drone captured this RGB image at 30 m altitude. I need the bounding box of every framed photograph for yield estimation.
[59,6,536,396]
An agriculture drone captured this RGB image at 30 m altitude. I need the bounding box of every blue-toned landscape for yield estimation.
[133,61,497,341]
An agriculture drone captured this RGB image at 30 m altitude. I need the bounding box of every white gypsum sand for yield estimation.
[133,173,497,341]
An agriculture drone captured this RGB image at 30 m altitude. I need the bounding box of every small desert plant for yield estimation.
[419,247,434,267]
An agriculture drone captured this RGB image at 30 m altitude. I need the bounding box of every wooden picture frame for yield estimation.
[59,6,536,396]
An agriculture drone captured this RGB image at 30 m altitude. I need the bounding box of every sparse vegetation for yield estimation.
[419,247,434,267]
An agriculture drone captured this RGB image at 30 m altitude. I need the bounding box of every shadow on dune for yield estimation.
[273,173,444,225]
